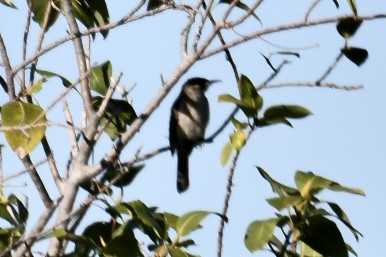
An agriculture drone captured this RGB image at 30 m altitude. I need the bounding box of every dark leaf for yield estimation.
[327,202,363,240]
[219,0,261,23]
[103,165,144,187]
[348,0,358,17]
[147,0,164,11]
[337,17,362,38]
[92,96,137,140]
[332,0,340,8]
[297,215,348,257]
[341,47,368,66]
[261,53,276,72]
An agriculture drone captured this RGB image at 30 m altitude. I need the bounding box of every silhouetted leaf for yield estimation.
[337,17,362,38]
[219,0,261,23]
[297,215,348,257]
[245,218,280,252]
[327,202,363,240]
[103,165,144,187]
[341,47,368,66]
[348,0,357,17]
[332,0,340,8]
[147,0,164,11]
[2,102,47,158]
[261,53,276,72]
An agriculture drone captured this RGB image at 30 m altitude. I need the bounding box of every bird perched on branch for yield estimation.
[169,77,220,193]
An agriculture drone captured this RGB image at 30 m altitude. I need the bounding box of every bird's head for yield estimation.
[183,77,220,100]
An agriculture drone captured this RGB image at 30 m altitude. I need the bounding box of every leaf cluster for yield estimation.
[220,75,312,166]
[40,201,221,257]
[244,168,365,257]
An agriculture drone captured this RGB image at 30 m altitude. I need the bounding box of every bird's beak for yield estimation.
[208,80,221,86]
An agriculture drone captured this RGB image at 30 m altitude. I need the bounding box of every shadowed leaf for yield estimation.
[341,47,368,66]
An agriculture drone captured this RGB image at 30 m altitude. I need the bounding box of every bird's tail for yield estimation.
[177,152,189,193]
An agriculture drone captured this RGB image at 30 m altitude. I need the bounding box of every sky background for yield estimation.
[1,1,386,257]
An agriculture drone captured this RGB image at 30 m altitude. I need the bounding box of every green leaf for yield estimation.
[92,96,137,140]
[230,118,248,130]
[341,47,368,66]
[266,195,303,211]
[164,212,179,230]
[90,61,112,95]
[221,142,233,167]
[218,94,243,105]
[29,0,60,31]
[0,0,16,9]
[264,105,312,120]
[219,0,261,24]
[176,211,209,237]
[237,75,263,117]
[2,102,47,158]
[295,171,365,199]
[337,17,362,39]
[347,0,357,17]
[169,248,196,257]
[124,200,167,241]
[29,79,44,94]
[245,218,280,252]
[147,0,164,11]
[257,167,299,197]
[35,69,72,88]
[229,130,246,151]
[297,215,348,257]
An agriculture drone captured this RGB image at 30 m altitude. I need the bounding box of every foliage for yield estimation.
[0,0,380,256]
[245,168,364,257]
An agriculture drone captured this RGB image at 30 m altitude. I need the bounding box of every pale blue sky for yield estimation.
[0,1,385,256]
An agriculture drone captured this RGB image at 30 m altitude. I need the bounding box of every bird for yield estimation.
[169,77,219,193]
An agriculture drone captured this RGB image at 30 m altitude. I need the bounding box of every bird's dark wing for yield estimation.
[169,96,181,155]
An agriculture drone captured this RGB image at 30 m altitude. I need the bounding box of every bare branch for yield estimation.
[201,14,386,59]
[0,33,16,99]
